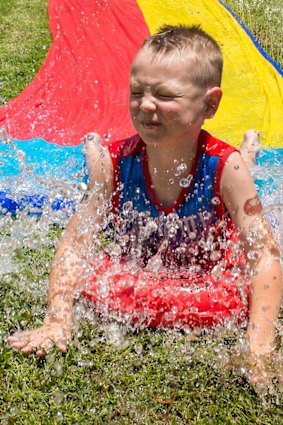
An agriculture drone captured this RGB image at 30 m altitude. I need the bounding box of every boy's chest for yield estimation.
[147,157,196,209]
[117,151,217,218]
[148,176,188,209]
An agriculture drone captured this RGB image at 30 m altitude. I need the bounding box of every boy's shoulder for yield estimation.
[103,130,239,160]
[104,134,143,159]
[201,130,239,159]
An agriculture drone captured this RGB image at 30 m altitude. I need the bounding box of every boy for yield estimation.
[8,25,282,384]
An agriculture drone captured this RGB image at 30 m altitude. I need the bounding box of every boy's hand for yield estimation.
[7,322,71,357]
[230,345,283,387]
[244,351,283,387]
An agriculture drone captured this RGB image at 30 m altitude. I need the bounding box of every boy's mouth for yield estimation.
[141,121,161,129]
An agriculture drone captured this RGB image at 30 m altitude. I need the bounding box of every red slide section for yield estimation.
[0,0,149,145]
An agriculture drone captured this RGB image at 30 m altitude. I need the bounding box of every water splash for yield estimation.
[0,128,85,217]
[1,136,283,402]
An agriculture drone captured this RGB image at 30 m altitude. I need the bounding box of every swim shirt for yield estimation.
[104,130,239,273]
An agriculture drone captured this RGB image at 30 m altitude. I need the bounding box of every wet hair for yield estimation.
[141,25,223,88]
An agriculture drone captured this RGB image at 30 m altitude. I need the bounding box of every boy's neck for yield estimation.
[145,140,199,209]
[145,139,198,174]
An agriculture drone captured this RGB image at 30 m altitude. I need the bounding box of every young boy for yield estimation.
[8,25,282,384]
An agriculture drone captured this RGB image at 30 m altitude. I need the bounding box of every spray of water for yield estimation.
[1,129,283,397]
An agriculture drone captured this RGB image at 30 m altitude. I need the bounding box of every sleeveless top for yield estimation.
[104,130,239,273]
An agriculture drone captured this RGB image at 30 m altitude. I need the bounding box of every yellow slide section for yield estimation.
[137,0,283,147]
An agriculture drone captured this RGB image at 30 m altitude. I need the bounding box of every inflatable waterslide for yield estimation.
[0,0,282,214]
[0,0,282,328]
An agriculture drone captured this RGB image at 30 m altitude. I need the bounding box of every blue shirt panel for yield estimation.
[118,150,220,219]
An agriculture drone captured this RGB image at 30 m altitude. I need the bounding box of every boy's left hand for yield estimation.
[230,348,283,387]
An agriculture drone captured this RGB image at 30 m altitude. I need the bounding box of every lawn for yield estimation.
[0,1,283,424]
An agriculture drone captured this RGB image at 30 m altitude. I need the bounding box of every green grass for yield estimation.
[0,0,51,102]
[224,0,283,69]
[1,240,283,424]
[0,1,283,424]
[0,0,282,102]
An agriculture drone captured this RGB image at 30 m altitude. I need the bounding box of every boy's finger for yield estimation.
[8,333,29,343]
[7,335,18,342]
[20,342,38,354]
[56,342,68,353]
[9,339,30,349]
[35,338,54,357]
[55,335,70,353]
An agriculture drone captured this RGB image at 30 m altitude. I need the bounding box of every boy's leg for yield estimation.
[239,130,261,168]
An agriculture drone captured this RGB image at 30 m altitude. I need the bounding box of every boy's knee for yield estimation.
[82,132,102,155]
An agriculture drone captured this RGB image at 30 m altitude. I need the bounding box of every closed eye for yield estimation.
[158,94,174,99]
[156,92,179,100]
[130,91,143,97]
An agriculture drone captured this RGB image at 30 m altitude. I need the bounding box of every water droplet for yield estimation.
[210,250,221,261]
[52,392,64,405]
[116,182,124,191]
[231,267,240,277]
[175,162,187,176]
[53,361,63,376]
[55,411,64,422]
[134,343,143,355]
[79,182,87,191]
[179,175,192,188]
[212,196,220,205]
[122,201,133,215]
[168,228,177,238]
[247,250,260,261]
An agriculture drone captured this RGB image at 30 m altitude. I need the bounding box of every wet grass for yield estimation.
[0,0,283,423]
[1,225,283,423]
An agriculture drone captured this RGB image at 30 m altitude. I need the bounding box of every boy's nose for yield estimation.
[140,95,156,112]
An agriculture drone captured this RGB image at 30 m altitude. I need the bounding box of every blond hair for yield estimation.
[142,25,223,88]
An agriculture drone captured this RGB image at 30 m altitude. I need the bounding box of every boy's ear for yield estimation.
[205,87,222,119]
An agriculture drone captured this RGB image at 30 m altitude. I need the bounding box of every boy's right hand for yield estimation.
[7,323,71,357]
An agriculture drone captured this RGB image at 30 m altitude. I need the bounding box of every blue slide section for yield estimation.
[0,138,87,215]
[0,138,282,215]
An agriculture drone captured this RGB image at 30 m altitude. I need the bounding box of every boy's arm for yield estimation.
[220,151,282,358]
[8,137,113,356]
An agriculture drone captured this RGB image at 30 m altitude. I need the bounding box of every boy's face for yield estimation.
[129,49,220,148]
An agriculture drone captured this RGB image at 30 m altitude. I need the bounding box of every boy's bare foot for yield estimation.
[240,130,261,168]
